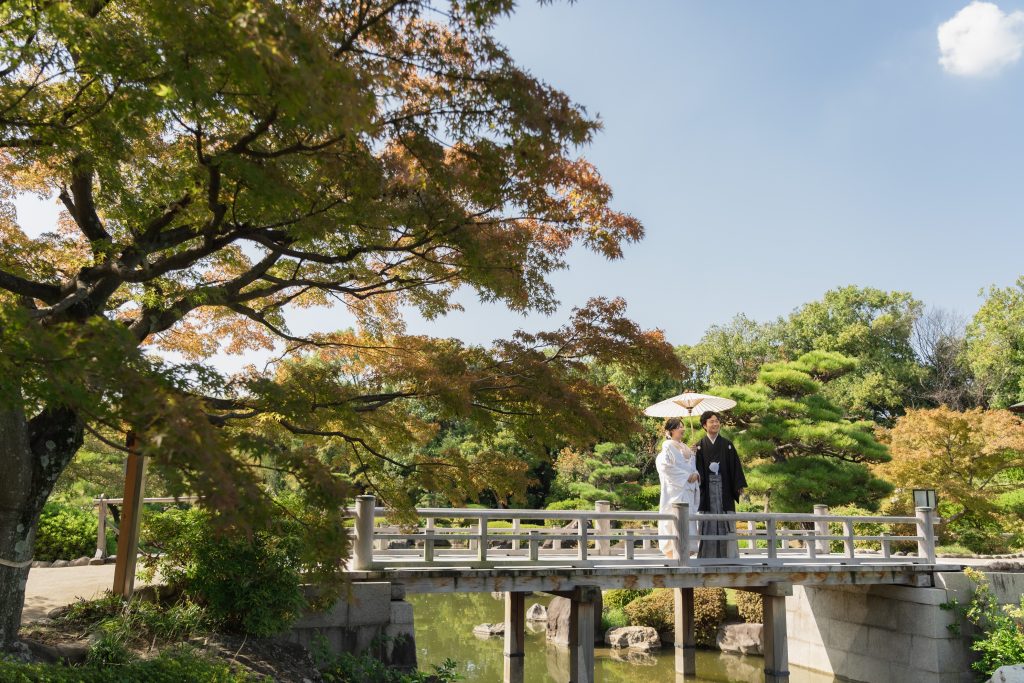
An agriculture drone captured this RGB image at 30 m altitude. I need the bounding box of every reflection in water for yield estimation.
[410,592,835,683]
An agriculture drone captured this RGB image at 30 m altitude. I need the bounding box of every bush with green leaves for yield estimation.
[0,646,265,682]
[140,507,306,637]
[34,501,100,561]
[734,590,763,624]
[622,588,726,647]
[603,588,651,610]
[947,567,1024,678]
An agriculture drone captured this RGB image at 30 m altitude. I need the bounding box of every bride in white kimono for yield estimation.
[656,417,700,558]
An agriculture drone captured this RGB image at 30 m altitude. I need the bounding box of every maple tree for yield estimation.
[875,407,1024,549]
[0,0,679,649]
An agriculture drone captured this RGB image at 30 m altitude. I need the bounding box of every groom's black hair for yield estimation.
[699,411,721,427]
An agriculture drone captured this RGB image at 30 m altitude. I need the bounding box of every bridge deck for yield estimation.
[346,560,965,593]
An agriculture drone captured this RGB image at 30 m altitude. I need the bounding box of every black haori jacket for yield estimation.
[694,435,747,513]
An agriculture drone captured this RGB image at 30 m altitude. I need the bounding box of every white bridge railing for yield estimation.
[347,496,938,571]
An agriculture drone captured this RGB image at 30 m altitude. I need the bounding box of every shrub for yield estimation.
[140,508,306,637]
[734,590,763,624]
[622,588,726,647]
[949,567,1024,678]
[603,589,651,611]
[623,588,674,631]
[602,607,629,631]
[34,502,98,561]
[693,587,728,646]
[0,646,265,682]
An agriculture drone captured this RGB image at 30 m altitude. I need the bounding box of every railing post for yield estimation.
[843,519,855,558]
[767,514,777,560]
[528,529,539,562]
[353,495,376,571]
[806,528,817,559]
[577,516,589,562]
[625,530,635,561]
[424,528,435,563]
[813,504,829,555]
[595,501,610,555]
[916,507,936,563]
[512,517,522,552]
[673,502,689,566]
[881,532,891,559]
[93,495,108,562]
[478,516,489,562]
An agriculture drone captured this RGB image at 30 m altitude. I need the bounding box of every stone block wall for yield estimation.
[286,582,417,669]
[787,579,975,683]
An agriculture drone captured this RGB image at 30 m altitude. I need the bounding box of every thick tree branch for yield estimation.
[0,268,61,303]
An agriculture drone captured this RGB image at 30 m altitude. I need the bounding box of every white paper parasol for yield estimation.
[643,391,737,418]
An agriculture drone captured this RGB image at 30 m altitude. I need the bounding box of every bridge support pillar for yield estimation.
[568,586,599,683]
[503,591,525,683]
[757,583,792,683]
[674,587,696,676]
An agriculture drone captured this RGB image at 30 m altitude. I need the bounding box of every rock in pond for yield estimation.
[473,623,504,638]
[526,603,547,622]
[605,626,661,652]
[716,622,763,655]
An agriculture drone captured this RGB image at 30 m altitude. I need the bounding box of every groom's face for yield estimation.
[704,415,721,437]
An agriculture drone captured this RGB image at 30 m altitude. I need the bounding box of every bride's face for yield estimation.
[669,425,685,440]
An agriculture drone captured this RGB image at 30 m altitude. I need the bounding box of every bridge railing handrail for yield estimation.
[347,495,938,571]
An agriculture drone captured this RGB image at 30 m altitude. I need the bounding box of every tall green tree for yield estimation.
[0,0,680,649]
[687,314,782,387]
[715,351,893,511]
[966,277,1024,409]
[777,286,924,421]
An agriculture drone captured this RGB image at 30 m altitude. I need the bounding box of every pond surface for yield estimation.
[410,593,836,683]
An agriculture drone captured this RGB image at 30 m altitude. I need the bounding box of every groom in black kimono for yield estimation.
[694,411,747,558]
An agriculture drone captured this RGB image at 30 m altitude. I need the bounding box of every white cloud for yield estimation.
[938,2,1024,76]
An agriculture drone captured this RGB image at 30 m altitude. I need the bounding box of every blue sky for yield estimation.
[400,0,1024,346]
[13,1,1024,359]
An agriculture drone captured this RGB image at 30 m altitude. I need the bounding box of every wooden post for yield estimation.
[674,587,696,676]
[881,532,892,559]
[503,591,526,683]
[92,494,108,563]
[112,433,146,599]
[528,530,539,562]
[594,501,610,555]
[806,528,817,559]
[511,517,522,552]
[916,507,936,563]
[767,515,778,560]
[673,502,689,566]
[624,530,634,561]
[353,494,376,571]
[577,516,588,562]
[478,516,489,563]
[813,504,829,555]
[760,583,792,683]
[843,519,855,558]
[568,586,599,683]
[424,528,435,563]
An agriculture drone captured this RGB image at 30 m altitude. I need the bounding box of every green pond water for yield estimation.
[410,593,836,683]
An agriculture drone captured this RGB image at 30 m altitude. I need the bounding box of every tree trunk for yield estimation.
[0,399,82,651]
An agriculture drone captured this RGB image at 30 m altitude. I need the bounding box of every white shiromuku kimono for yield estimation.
[656,439,700,557]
